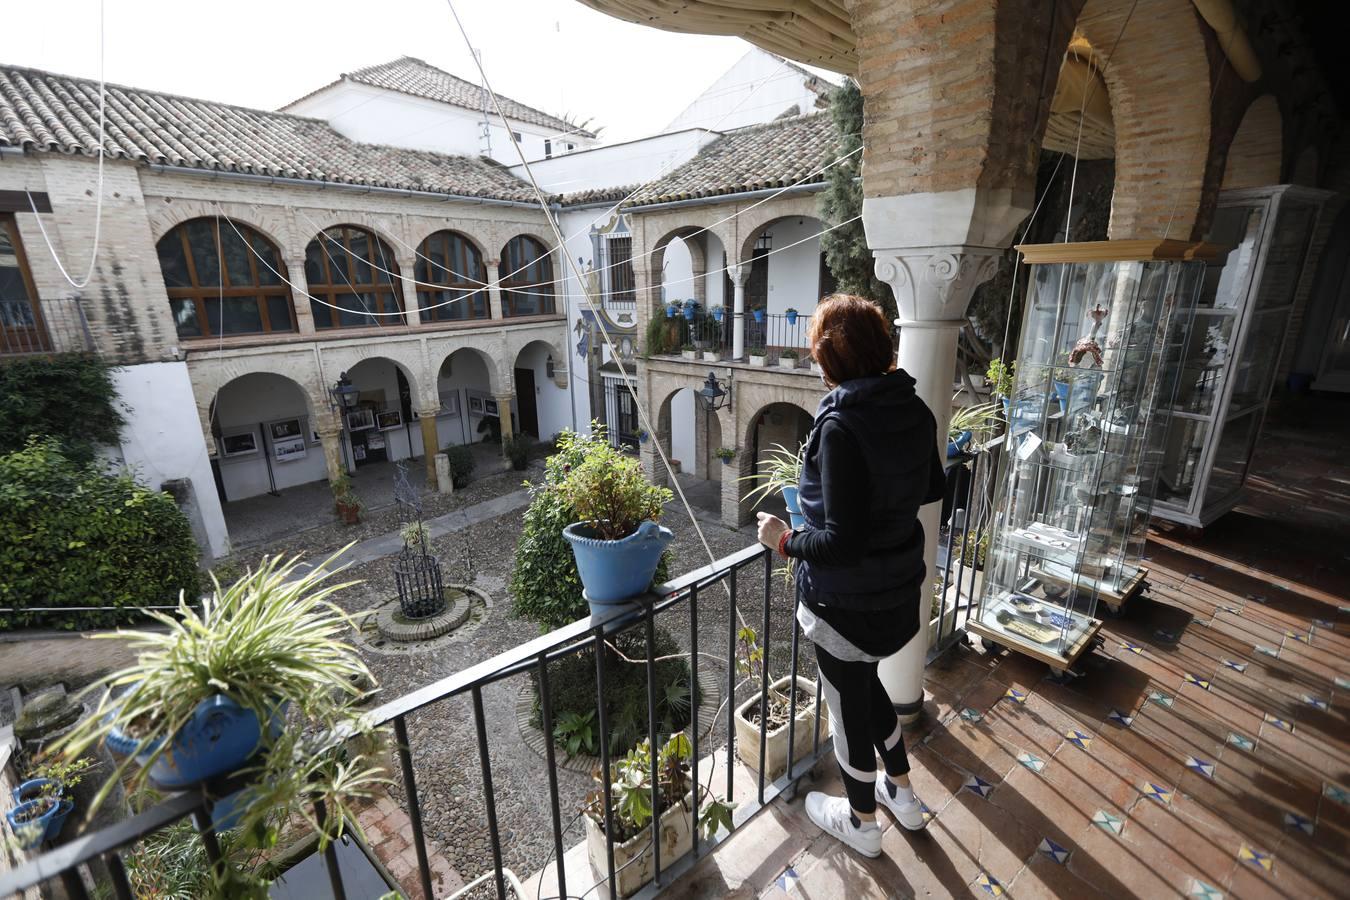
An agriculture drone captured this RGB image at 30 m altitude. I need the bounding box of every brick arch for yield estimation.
[408,226,491,272]
[1221,95,1283,191]
[298,210,405,249]
[190,356,328,447]
[740,399,816,452]
[649,225,711,309]
[320,345,424,411]
[431,344,503,400]
[1074,0,1212,238]
[145,199,292,251]
[734,196,822,264]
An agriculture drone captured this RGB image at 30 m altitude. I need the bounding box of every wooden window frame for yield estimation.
[415,231,490,323]
[498,236,556,318]
[0,212,51,354]
[306,225,406,330]
[159,218,296,340]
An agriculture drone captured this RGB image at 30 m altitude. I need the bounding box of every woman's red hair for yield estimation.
[808,294,895,385]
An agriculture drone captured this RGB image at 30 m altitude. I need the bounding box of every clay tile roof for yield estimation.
[628,113,837,206]
[0,63,542,203]
[334,56,594,139]
[559,184,641,206]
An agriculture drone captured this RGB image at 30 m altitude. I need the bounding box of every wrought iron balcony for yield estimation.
[0,297,95,357]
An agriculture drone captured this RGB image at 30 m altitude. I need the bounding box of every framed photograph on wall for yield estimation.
[484,398,499,416]
[376,409,403,431]
[347,408,376,432]
[438,391,460,418]
[469,395,484,415]
[268,418,303,442]
[221,430,259,458]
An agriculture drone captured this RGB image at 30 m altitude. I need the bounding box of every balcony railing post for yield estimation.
[757,551,772,805]
[535,657,568,899]
[393,715,436,900]
[785,593,801,787]
[106,851,135,900]
[688,581,700,858]
[725,568,738,802]
[645,607,662,885]
[471,685,507,900]
[312,799,348,900]
[593,624,618,900]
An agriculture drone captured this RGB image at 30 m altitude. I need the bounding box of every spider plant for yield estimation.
[948,400,1003,447]
[54,550,387,850]
[738,442,805,509]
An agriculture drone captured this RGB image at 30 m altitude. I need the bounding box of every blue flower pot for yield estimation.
[785,310,798,325]
[947,430,972,459]
[637,431,649,444]
[43,799,73,842]
[12,778,61,805]
[713,308,724,323]
[6,798,62,850]
[753,309,765,323]
[665,305,677,319]
[781,486,805,530]
[683,306,696,321]
[141,695,284,789]
[564,520,674,609]
[1052,381,1070,408]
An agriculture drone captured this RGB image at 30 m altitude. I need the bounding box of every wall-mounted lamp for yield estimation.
[330,372,360,411]
[697,370,731,412]
[546,354,556,379]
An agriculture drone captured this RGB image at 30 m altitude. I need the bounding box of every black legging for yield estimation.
[815,643,911,812]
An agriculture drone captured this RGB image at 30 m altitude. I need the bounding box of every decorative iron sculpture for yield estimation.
[392,463,446,619]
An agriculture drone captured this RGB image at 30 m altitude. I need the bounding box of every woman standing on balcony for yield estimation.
[756,294,945,858]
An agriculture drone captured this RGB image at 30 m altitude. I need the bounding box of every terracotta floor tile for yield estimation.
[985,651,1051,691]
[857,817,975,899]
[1063,815,1187,897]
[907,744,967,816]
[985,760,1087,850]
[923,719,1019,784]
[1122,785,1241,888]
[923,653,992,700]
[980,694,1071,759]
[929,788,1041,885]
[1042,741,1139,818]
[1006,851,1109,900]
[789,841,893,900]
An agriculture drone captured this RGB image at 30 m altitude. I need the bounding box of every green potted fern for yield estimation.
[740,442,806,527]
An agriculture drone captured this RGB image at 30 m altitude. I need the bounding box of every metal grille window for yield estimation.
[157,218,295,339]
[605,236,636,305]
[305,225,405,329]
[499,236,556,317]
[415,231,489,323]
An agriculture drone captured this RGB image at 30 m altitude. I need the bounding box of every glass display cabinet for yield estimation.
[1152,185,1330,527]
[969,240,1215,672]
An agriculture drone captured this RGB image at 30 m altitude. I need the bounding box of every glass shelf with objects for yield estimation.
[1153,185,1331,527]
[969,240,1215,672]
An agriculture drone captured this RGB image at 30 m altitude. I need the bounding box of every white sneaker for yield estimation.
[804,792,882,858]
[875,780,927,831]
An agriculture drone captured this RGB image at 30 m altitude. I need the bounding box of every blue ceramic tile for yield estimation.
[1038,837,1070,864]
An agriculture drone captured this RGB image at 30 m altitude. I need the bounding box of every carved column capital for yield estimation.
[728,263,752,288]
[872,246,1003,323]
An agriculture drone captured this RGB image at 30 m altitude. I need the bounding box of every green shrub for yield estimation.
[443,444,476,488]
[0,438,199,631]
[536,626,695,756]
[509,427,670,631]
[504,436,529,471]
[0,354,124,464]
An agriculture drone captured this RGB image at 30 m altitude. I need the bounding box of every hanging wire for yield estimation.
[24,0,107,289]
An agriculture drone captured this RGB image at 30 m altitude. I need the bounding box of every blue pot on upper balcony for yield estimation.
[564,520,674,613]
[785,309,799,326]
[780,485,805,529]
[712,307,724,323]
[752,308,765,324]
[682,300,697,321]
[665,302,677,319]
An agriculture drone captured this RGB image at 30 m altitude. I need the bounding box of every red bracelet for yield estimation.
[777,529,792,558]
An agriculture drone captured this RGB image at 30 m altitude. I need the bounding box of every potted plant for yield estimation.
[752,307,765,324]
[636,427,649,444]
[702,346,723,362]
[331,475,361,525]
[711,305,724,323]
[504,436,529,471]
[680,344,698,361]
[665,301,678,319]
[582,732,733,898]
[946,400,1000,458]
[778,349,799,370]
[5,795,70,850]
[985,358,1015,402]
[52,554,388,847]
[748,350,767,367]
[560,440,674,611]
[740,443,805,528]
[731,626,828,781]
[682,299,698,321]
[785,307,799,326]
[714,447,736,466]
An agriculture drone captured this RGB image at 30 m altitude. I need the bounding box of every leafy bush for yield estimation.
[509,428,670,630]
[537,626,695,757]
[504,436,529,471]
[0,438,199,631]
[642,313,687,357]
[0,354,124,464]
[559,437,671,541]
[443,443,476,488]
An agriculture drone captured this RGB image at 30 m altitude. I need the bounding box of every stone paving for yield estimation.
[660,397,1349,900]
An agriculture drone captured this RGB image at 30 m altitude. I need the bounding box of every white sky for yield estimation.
[4,0,810,143]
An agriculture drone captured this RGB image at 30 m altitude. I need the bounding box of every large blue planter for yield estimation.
[947,430,973,459]
[6,798,68,850]
[781,486,805,530]
[564,520,674,609]
[129,695,283,789]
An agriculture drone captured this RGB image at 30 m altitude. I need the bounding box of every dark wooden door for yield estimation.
[514,367,539,437]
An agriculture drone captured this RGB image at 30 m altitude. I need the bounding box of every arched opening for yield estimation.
[415,230,490,322]
[499,235,556,317]
[658,387,700,477]
[436,348,497,447]
[1222,96,1283,190]
[740,215,829,354]
[512,340,567,439]
[304,225,405,330]
[157,217,295,339]
[743,402,814,519]
[210,372,323,502]
[342,357,419,469]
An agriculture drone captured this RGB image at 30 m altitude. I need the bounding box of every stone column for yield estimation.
[866,193,1028,719]
[418,407,441,484]
[399,253,421,328]
[487,258,505,319]
[317,421,348,480]
[495,392,515,455]
[730,263,751,361]
[720,434,753,528]
[287,255,317,335]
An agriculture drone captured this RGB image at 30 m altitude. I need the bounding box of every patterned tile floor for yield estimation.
[666,395,1349,899]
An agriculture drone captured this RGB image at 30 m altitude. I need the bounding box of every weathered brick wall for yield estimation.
[1220,95,1283,190]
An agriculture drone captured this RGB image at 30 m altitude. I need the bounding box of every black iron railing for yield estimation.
[745,312,811,358]
[0,297,94,356]
[0,448,993,900]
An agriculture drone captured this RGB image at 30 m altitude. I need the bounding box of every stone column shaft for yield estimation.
[730,264,750,361]
[418,408,440,484]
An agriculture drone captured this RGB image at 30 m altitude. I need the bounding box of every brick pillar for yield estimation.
[287,255,317,335]
[417,407,440,483]
[487,258,504,319]
[399,253,420,328]
[495,392,515,456]
[720,440,754,528]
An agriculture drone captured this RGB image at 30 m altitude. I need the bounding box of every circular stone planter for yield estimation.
[376,587,474,643]
[515,664,721,774]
